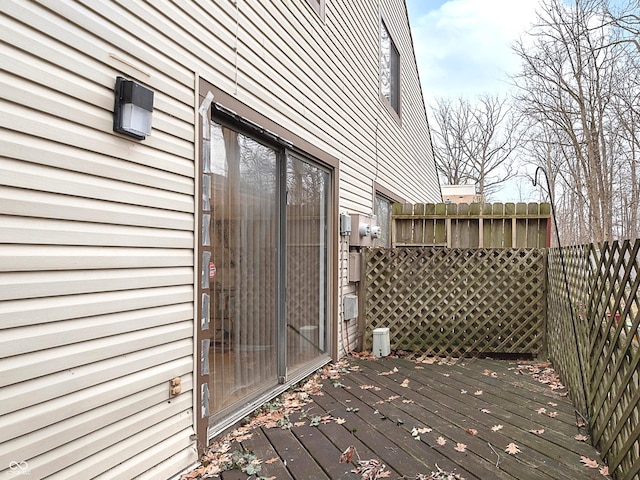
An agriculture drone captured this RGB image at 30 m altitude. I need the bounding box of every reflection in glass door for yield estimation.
[205,123,278,416]
[286,155,329,371]
[200,115,331,427]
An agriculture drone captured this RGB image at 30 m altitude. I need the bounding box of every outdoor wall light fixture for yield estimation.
[113,76,154,140]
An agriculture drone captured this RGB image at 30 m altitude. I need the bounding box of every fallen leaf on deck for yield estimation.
[387,395,400,402]
[548,411,558,418]
[505,443,520,455]
[529,429,545,435]
[360,384,375,390]
[600,466,609,475]
[454,443,467,452]
[339,445,355,464]
[265,457,279,464]
[581,456,599,468]
[536,407,547,414]
[401,379,410,388]
[480,408,491,414]
[491,425,503,432]
[294,421,306,427]
[575,434,588,442]
[436,436,447,446]
[443,373,450,377]
[335,417,346,425]
[460,389,467,394]
[465,428,478,436]
[548,401,558,407]
[474,390,483,396]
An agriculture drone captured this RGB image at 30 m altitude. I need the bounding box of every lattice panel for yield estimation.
[363,247,546,357]
[548,239,640,480]
[546,244,592,416]
[586,240,640,480]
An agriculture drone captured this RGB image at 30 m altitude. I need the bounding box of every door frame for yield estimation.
[195,78,339,451]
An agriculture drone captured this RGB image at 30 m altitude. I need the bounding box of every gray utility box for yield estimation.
[343,293,358,320]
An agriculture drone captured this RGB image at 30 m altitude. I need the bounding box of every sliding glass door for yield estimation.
[199,117,331,427]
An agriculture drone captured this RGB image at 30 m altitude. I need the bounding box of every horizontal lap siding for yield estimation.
[0,0,198,478]
[1,0,439,478]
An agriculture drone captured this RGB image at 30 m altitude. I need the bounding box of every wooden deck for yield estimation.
[195,357,610,480]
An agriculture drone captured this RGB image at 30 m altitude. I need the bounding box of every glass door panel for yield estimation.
[286,154,330,371]
[207,123,278,415]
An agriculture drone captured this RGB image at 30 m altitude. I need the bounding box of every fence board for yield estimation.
[363,247,546,357]
[393,202,550,248]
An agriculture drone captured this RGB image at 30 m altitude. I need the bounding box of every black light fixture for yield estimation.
[113,76,154,140]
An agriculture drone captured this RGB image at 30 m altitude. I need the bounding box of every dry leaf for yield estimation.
[491,425,503,432]
[548,411,558,418]
[460,389,467,394]
[474,390,483,396]
[455,443,467,452]
[600,466,609,475]
[548,402,558,407]
[536,407,547,414]
[481,408,491,414]
[265,457,279,464]
[415,365,425,370]
[378,471,391,478]
[401,379,410,388]
[387,395,400,402]
[465,428,478,436]
[294,421,306,427]
[581,456,599,469]
[360,384,375,390]
[529,429,545,435]
[436,436,447,446]
[402,399,415,404]
[575,434,588,442]
[340,445,355,464]
[505,443,520,455]
[443,373,450,377]
[335,417,346,425]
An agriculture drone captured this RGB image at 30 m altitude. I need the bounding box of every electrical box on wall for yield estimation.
[348,252,362,282]
[349,214,378,247]
[343,294,358,320]
[339,213,352,236]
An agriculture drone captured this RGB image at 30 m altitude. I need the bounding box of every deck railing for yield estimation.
[548,239,640,480]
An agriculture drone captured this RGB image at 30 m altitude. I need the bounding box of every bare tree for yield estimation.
[512,0,640,244]
[430,94,522,200]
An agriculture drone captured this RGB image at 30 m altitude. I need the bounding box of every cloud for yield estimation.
[411,0,540,101]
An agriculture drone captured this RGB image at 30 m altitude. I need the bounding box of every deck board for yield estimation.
[211,357,611,480]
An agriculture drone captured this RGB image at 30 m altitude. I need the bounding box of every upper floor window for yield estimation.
[380,20,400,114]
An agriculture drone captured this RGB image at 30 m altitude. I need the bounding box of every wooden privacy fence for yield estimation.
[362,247,547,357]
[547,239,640,480]
[393,202,551,248]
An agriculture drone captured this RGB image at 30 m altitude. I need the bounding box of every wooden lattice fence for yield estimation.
[548,240,640,480]
[363,247,547,357]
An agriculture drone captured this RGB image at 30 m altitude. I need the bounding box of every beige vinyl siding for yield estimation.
[1,0,198,477]
[1,0,439,477]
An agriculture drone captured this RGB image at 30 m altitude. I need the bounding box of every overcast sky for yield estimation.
[406,0,541,103]
[406,0,543,201]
